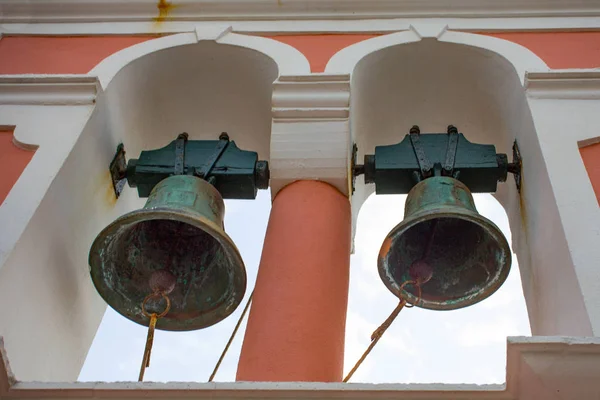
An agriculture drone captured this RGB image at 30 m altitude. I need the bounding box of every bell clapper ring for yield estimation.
[138,291,171,382]
[400,279,423,309]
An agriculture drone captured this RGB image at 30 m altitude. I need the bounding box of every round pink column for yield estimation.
[236,180,351,382]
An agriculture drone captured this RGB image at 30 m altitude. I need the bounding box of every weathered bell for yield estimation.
[378,176,511,310]
[89,175,246,331]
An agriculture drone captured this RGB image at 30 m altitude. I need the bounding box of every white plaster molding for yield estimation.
[438,31,549,83]
[578,136,600,148]
[270,74,351,197]
[326,31,421,74]
[272,74,350,119]
[88,31,309,91]
[194,24,232,41]
[89,32,199,90]
[525,94,600,334]
[409,22,448,39]
[0,76,98,105]
[216,32,310,75]
[327,30,549,79]
[1,0,599,23]
[1,18,600,35]
[526,69,600,99]
[2,335,600,399]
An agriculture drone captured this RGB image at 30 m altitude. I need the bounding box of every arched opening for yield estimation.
[101,40,277,162]
[79,190,273,382]
[0,33,284,382]
[348,34,593,340]
[77,37,279,381]
[346,192,530,383]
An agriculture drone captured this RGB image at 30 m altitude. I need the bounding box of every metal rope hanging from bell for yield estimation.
[88,132,269,379]
[356,125,522,310]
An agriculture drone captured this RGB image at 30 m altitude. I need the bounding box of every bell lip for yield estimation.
[377,206,512,311]
[88,207,247,331]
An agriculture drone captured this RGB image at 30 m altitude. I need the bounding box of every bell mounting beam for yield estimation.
[354,125,522,195]
[109,133,270,199]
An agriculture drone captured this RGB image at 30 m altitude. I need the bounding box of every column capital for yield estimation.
[270,74,351,199]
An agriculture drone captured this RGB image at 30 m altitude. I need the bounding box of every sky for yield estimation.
[79,188,531,384]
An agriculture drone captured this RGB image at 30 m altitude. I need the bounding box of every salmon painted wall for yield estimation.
[482,32,600,68]
[0,36,158,74]
[0,36,158,201]
[0,130,35,204]
[266,35,378,72]
[580,142,600,206]
[267,32,600,72]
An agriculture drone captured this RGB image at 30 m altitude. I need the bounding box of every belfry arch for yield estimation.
[327,29,594,337]
[0,30,309,381]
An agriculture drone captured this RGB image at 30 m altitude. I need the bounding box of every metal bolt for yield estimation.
[353,164,365,177]
[507,162,520,175]
[177,132,189,140]
[219,132,230,141]
[447,125,458,134]
[410,125,421,134]
[255,160,270,190]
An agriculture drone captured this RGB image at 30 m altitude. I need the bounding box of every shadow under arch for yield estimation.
[87,31,312,162]
[339,31,593,337]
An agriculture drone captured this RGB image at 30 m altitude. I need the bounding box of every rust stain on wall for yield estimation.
[154,0,176,23]
[101,169,118,207]
[518,175,528,227]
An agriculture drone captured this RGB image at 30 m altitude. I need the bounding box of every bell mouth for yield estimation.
[378,209,511,311]
[89,208,246,331]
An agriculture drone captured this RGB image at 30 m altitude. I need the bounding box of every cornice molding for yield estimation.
[0,76,99,105]
[0,0,599,24]
[272,74,350,120]
[270,73,351,199]
[1,18,600,35]
[526,70,600,99]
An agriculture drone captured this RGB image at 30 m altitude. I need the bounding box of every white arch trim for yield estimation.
[325,29,549,82]
[325,31,421,74]
[217,32,310,76]
[89,28,310,90]
[439,31,549,82]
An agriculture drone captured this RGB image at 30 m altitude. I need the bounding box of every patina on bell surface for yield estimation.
[89,175,246,331]
[378,176,511,310]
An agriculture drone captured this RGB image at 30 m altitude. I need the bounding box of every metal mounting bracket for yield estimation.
[509,140,522,193]
[109,143,127,198]
[108,133,269,200]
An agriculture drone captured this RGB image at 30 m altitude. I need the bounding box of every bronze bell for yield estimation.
[378,176,511,310]
[89,174,246,331]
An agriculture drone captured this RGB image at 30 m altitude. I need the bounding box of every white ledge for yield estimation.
[0,75,99,105]
[526,69,600,99]
[2,336,600,399]
[0,0,599,23]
